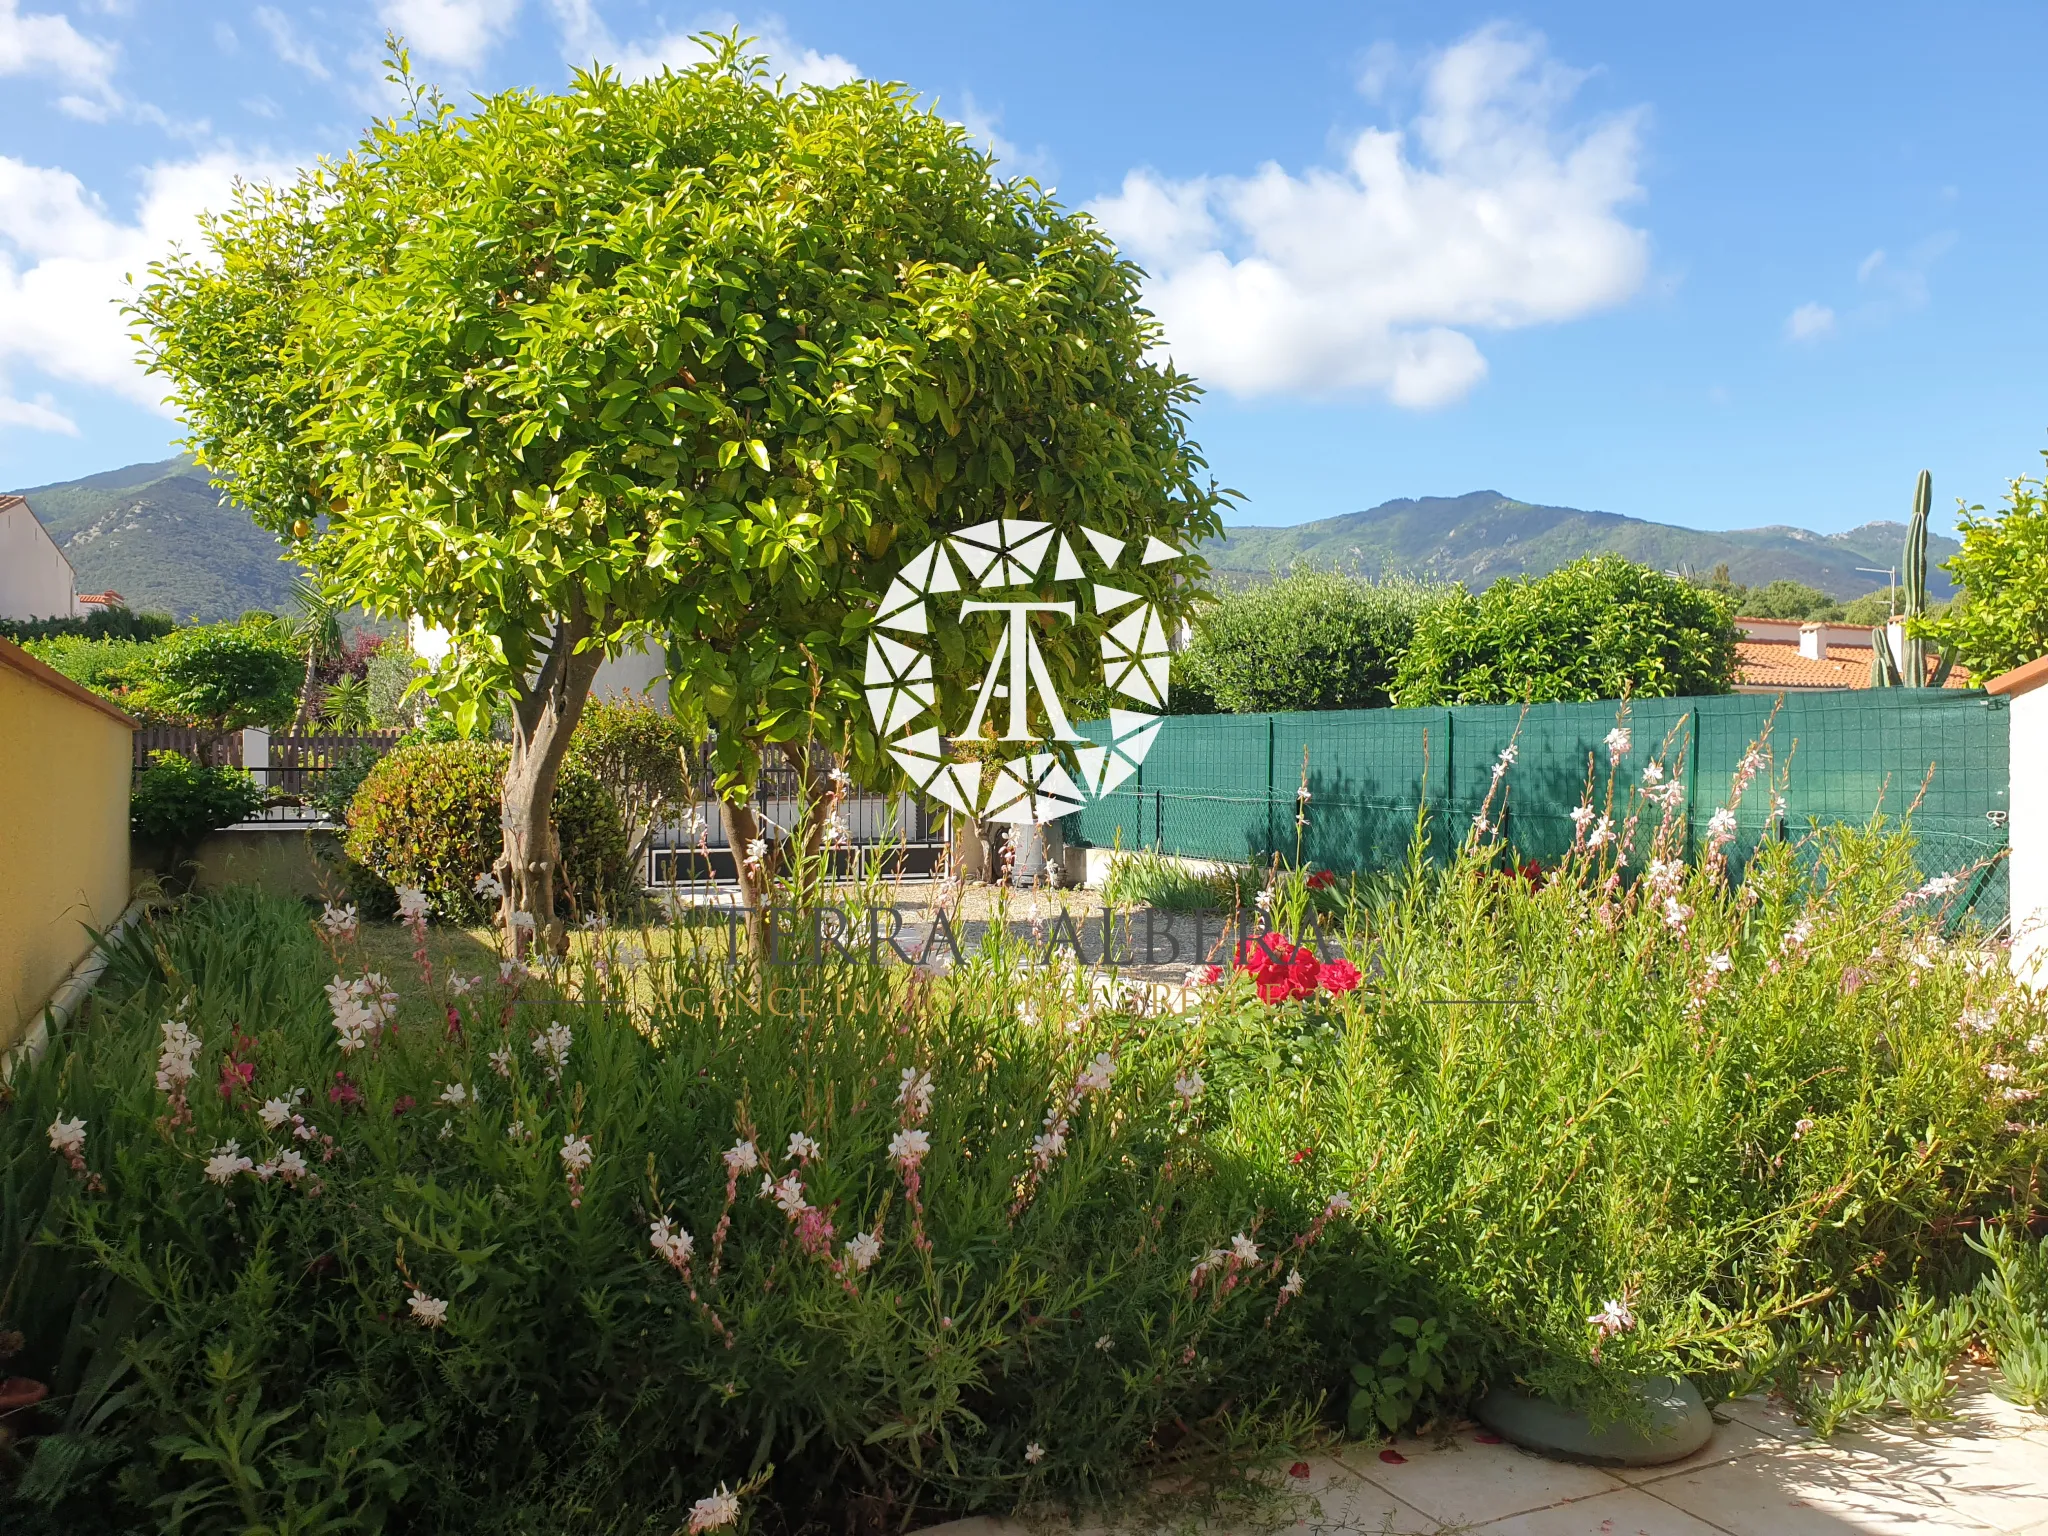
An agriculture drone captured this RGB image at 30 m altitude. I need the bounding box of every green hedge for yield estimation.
[344,740,634,922]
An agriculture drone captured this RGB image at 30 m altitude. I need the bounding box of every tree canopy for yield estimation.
[1916,463,2048,679]
[1393,555,1738,707]
[1174,571,1433,714]
[134,36,1225,938]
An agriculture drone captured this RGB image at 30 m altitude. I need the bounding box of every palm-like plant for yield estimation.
[286,575,345,732]
[319,674,373,732]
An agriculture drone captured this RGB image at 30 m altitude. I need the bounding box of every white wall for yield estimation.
[2010,684,2048,988]
[408,620,669,710]
[0,500,77,621]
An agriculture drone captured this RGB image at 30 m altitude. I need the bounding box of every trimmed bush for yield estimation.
[128,750,263,865]
[1177,571,1434,714]
[344,740,634,922]
[1394,555,1739,706]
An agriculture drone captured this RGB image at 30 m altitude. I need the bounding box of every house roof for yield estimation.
[1734,638,1973,692]
[1985,653,2048,700]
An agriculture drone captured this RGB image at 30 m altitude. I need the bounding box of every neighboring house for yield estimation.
[408,619,670,709]
[78,590,126,610]
[1733,616,1972,692]
[0,494,78,621]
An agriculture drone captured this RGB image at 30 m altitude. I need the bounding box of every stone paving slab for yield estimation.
[918,1376,2048,1536]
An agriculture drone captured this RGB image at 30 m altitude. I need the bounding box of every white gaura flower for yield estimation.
[448,974,481,997]
[439,1082,470,1107]
[1586,815,1614,850]
[274,1148,308,1180]
[688,1485,741,1534]
[1095,1334,1114,1351]
[258,1096,293,1130]
[1604,726,1631,761]
[1642,761,1665,787]
[1324,1191,1353,1216]
[1985,1063,2019,1083]
[897,1067,934,1120]
[489,1044,513,1078]
[1229,1232,1258,1262]
[531,1022,573,1083]
[395,887,431,922]
[474,870,504,901]
[408,1292,449,1328]
[1029,1125,1067,1166]
[1569,803,1596,832]
[888,1128,930,1170]
[1588,1298,1635,1338]
[1706,807,1738,845]
[1075,1051,1116,1096]
[650,1216,693,1267]
[156,1012,202,1094]
[319,903,359,940]
[845,1230,882,1271]
[560,1134,594,1173]
[769,1172,808,1215]
[507,1120,529,1142]
[1173,1070,1205,1102]
[1662,897,1692,931]
[1706,952,1733,974]
[1024,1443,1045,1465]
[499,958,528,984]
[47,1114,87,1156]
[786,1131,820,1163]
[723,1138,759,1174]
[203,1142,254,1185]
[1281,1267,1305,1299]
[1254,888,1273,913]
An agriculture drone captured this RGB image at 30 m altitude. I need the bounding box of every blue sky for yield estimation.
[3,1,2045,539]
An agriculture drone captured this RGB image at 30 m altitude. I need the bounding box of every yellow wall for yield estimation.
[0,642,134,1051]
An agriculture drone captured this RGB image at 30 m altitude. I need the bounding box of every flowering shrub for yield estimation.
[0,890,1335,1532]
[343,740,635,922]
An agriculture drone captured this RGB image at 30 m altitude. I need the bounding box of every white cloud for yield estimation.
[0,391,79,434]
[1785,301,1835,342]
[0,151,297,430]
[1857,248,1885,283]
[0,0,117,101]
[378,0,522,71]
[548,2,856,87]
[1090,23,1648,408]
[255,6,331,79]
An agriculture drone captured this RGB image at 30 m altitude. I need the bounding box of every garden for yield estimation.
[6,33,2048,1536]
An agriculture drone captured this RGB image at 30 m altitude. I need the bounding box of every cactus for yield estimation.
[1872,471,1948,688]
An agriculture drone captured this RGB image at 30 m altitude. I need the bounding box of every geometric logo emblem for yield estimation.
[866,519,1183,825]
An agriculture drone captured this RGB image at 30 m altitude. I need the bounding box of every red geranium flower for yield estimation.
[1307,869,1336,890]
[1319,959,1362,994]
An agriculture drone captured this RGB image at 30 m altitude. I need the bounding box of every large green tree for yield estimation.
[1393,555,1738,706]
[1175,570,1433,714]
[135,39,1224,945]
[1916,461,2048,680]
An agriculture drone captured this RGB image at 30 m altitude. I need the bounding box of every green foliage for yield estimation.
[1176,572,1434,715]
[566,694,695,865]
[1917,462,2048,679]
[1349,1315,1462,1436]
[363,642,423,730]
[344,741,633,921]
[20,635,157,696]
[1732,580,1844,622]
[1100,848,1259,912]
[120,622,302,731]
[128,751,264,855]
[1393,555,1739,706]
[132,37,1225,802]
[0,608,174,644]
[319,675,373,731]
[304,743,386,824]
[1841,591,1897,626]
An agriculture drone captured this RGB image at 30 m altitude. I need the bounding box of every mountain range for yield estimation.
[9,456,299,621]
[8,462,1953,623]
[1200,491,1957,601]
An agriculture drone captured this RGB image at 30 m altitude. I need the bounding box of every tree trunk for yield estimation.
[497,607,606,958]
[291,643,320,734]
[718,796,771,963]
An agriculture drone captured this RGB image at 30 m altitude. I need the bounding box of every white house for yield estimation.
[0,495,78,622]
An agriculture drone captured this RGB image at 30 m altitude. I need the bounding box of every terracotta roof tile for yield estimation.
[1734,639,1972,691]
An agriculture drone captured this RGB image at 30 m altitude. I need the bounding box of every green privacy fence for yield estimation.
[1068,690,2012,929]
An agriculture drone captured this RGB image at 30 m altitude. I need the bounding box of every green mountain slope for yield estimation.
[10,463,1953,621]
[1202,491,1958,602]
[8,456,302,623]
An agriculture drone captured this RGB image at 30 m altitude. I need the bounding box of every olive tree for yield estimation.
[136,39,1224,949]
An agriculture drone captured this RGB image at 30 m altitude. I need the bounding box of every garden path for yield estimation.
[925,1375,2048,1535]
